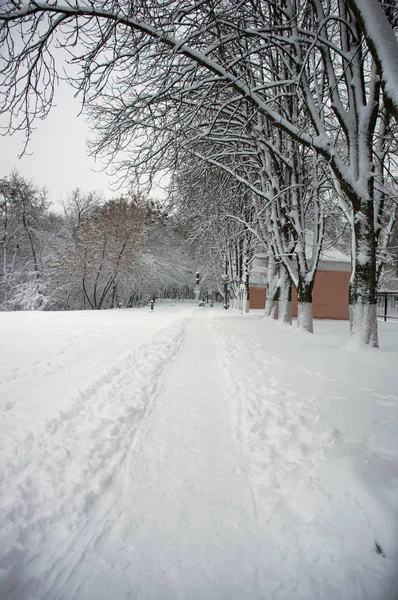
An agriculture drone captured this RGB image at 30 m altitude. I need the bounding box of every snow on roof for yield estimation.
[249,253,267,262]
[250,246,351,266]
[319,247,351,263]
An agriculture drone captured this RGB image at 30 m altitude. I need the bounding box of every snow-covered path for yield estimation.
[1,304,398,599]
[80,311,265,600]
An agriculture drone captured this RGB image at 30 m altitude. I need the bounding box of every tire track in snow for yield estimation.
[215,318,334,487]
[0,313,192,600]
[213,316,349,599]
[48,317,194,600]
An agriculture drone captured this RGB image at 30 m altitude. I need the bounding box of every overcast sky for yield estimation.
[0,80,134,211]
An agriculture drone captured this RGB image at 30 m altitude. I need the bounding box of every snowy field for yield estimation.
[1,302,398,600]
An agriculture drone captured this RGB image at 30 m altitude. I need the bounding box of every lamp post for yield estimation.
[195,271,200,305]
[221,274,229,309]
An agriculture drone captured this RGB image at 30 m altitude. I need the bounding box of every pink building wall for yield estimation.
[250,270,351,320]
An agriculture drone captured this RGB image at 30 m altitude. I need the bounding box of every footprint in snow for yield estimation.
[2,400,15,412]
[372,397,396,407]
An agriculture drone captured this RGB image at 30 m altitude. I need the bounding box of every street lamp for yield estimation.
[195,271,200,304]
[221,274,229,309]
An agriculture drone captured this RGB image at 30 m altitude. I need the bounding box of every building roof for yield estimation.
[249,246,351,274]
[319,247,351,263]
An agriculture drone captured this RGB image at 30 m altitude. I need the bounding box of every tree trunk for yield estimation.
[278,266,292,325]
[296,278,314,333]
[242,276,250,314]
[2,242,8,304]
[242,239,250,313]
[349,202,378,347]
[127,292,136,308]
[110,283,117,308]
[264,254,279,318]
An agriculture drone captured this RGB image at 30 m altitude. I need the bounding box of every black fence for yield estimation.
[377,291,398,321]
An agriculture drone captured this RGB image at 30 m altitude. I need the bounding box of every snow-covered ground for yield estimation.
[1,302,398,600]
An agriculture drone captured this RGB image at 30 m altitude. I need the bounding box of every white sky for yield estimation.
[0,81,130,212]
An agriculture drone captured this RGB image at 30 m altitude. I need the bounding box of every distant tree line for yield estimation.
[0,171,196,310]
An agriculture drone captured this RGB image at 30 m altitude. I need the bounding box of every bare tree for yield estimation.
[62,188,104,228]
[172,159,256,311]
[1,1,397,343]
[59,198,146,309]
[0,171,50,309]
[349,0,398,123]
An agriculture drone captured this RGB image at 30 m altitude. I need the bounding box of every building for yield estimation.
[249,249,351,319]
